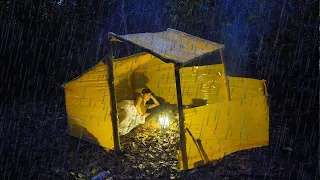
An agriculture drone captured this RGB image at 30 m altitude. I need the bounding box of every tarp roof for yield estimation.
[109,28,224,65]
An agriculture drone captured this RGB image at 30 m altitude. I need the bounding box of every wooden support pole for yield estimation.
[174,64,188,170]
[219,50,231,101]
[106,39,121,152]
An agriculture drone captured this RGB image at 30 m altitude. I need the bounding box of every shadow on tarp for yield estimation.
[191,99,208,107]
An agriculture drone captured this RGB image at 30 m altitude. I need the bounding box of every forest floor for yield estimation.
[0,92,317,180]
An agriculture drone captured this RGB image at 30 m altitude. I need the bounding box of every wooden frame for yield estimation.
[106,32,225,166]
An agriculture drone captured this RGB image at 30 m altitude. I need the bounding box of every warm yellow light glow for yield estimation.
[159,115,169,128]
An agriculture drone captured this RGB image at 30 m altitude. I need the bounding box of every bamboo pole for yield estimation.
[106,39,121,152]
[174,64,188,170]
[219,50,231,101]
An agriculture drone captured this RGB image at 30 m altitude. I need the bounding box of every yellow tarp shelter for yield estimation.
[62,28,269,171]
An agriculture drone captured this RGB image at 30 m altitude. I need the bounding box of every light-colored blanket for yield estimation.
[117,100,146,135]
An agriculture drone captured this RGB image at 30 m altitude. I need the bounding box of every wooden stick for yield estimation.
[174,64,188,170]
[219,50,231,101]
[106,39,121,152]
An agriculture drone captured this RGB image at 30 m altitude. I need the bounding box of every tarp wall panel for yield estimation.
[177,95,269,170]
[132,58,177,104]
[113,53,153,102]
[64,61,114,149]
[180,64,228,106]
[228,77,266,101]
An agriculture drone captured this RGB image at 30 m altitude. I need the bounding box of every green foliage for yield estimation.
[162,0,216,31]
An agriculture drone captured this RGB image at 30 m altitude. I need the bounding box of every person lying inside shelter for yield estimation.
[118,88,160,135]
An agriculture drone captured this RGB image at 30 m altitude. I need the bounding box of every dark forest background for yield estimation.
[0,0,319,179]
[0,0,318,98]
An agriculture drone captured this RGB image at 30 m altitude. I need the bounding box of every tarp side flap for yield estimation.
[64,63,115,149]
[228,77,266,101]
[177,96,269,170]
[180,64,228,106]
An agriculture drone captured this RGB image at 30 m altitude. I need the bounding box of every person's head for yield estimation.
[142,88,152,101]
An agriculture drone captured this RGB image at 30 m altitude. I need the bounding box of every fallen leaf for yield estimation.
[163,143,169,147]
[150,162,157,168]
[142,140,146,146]
[139,149,146,153]
[170,174,176,179]
[78,173,86,178]
[139,164,145,169]
[171,166,179,171]
[132,142,136,148]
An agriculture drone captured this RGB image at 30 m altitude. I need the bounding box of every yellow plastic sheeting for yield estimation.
[64,61,115,149]
[64,61,108,87]
[177,95,269,170]
[228,77,266,101]
[66,103,114,148]
[180,64,228,105]
[132,57,177,104]
[118,28,224,63]
[113,53,154,102]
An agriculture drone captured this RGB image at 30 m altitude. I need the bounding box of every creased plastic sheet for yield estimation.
[64,61,115,149]
[177,92,269,170]
[132,57,177,104]
[180,64,228,105]
[64,53,158,149]
[113,52,154,102]
[228,77,266,101]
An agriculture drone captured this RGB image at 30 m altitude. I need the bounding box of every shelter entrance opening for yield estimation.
[113,52,182,171]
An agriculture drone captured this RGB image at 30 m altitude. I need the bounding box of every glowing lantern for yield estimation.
[158,114,170,129]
